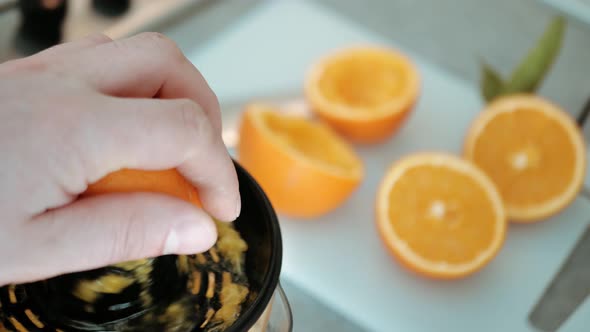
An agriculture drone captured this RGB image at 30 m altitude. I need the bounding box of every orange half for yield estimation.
[464,94,586,222]
[305,45,420,143]
[237,103,364,218]
[376,153,506,279]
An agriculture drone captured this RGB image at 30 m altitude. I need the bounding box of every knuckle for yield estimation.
[139,32,178,50]
[120,32,188,77]
[177,99,212,139]
[112,32,184,65]
[137,31,168,42]
[140,32,186,63]
[86,32,112,44]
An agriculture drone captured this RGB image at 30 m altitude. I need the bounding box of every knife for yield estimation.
[529,224,590,331]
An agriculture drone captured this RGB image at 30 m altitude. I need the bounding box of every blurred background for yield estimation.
[2,0,589,115]
[2,1,589,331]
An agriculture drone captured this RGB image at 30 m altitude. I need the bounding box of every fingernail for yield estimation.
[164,215,217,255]
[235,195,242,219]
[163,229,179,254]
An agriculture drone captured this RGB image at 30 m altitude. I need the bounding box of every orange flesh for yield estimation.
[238,104,363,218]
[318,52,408,109]
[470,108,576,207]
[305,46,420,143]
[260,110,360,174]
[387,165,497,264]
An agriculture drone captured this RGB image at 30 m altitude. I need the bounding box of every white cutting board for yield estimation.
[185,1,590,331]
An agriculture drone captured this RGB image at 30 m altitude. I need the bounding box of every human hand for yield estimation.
[0,32,240,286]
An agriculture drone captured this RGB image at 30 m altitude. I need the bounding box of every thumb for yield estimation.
[8,193,217,285]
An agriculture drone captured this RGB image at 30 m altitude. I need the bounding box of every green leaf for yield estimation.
[480,61,505,102]
[503,16,566,94]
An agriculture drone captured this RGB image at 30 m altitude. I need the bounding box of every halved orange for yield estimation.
[376,153,506,279]
[237,103,364,218]
[464,94,586,222]
[304,45,420,143]
[83,168,202,208]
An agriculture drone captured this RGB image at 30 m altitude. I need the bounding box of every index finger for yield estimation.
[76,96,239,222]
[63,32,222,133]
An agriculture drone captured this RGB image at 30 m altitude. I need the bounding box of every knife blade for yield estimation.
[529,224,590,331]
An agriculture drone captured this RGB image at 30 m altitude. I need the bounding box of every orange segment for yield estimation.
[464,95,586,222]
[237,103,364,218]
[83,168,202,208]
[376,153,506,279]
[305,46,420,143]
